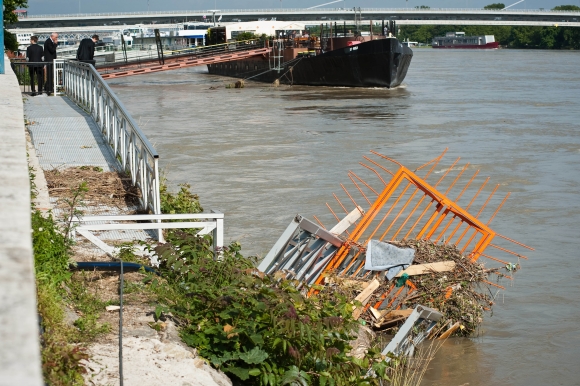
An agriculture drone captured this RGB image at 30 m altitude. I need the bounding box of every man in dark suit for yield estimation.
[26,36,44,96]
[44,32,58,95]
[76,34,99,66]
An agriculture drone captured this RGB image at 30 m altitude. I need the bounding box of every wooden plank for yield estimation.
[330,206,364,235]
[352,278,380,319]
[354,279,380,304]
[438,321,461,340]
[374,316,407,329]
[371,308,413,323]
[388,309,414,318]
[369,307,383,320]
[394,261,456,277]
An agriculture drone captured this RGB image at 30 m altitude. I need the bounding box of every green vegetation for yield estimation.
[399,25,580,49]
[415,5,431,9]
[552,4,580,10]
[3,0,28,51]
[134,183,389,385]
[145,233,388,385]
[234,32,268,42]
[160,181,203,215]
[484,3,505,9]
[30,169,110,384]
[33,209,90,385]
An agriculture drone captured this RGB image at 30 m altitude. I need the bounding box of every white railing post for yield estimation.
[212,210,224,259]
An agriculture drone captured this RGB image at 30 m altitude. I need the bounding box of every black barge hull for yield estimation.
[207,38,413,88]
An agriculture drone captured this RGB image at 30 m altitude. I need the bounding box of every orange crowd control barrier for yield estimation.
[313,149,533,297]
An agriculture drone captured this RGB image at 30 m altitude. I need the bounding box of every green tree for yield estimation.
[415,5,431,9]
[3,0,28,52]
[3,0,28,25]
[562,27,580,49]
[484,3,505,9]
[538,26,560,48]
[552,5,580,10]
[235,31,258,41]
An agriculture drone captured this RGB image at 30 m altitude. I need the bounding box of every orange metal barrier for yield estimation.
[312,150,533,306]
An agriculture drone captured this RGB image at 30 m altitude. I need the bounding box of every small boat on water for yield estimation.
[206,21,413,88]
[432,32,499,49]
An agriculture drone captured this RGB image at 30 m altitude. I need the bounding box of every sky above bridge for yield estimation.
[25,0,578,15]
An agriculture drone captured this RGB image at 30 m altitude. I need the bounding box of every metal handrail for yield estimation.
[60,59,161,217]
[97,39,265,70]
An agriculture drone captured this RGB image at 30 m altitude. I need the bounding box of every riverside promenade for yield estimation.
[0,55,43,385]
[0,56,122,385]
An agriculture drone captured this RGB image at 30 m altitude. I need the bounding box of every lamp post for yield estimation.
[209,10,220,26]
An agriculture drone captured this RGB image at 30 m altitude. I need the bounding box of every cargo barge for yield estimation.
[207,26,413,88]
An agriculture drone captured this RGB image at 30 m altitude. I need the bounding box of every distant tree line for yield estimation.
[400,4,580,49]
[484,3,505,9]
[399,25,580,49]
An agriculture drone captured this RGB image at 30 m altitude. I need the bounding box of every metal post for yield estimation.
[120,34,128,64]
[119,260,124,386]
[154,29,164,65]
[53,61,57,96]
[0,0,4,75]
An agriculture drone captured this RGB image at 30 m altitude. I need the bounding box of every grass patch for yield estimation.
[31,176,111,384]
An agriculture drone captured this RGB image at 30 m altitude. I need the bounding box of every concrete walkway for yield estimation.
[0,56,43,386]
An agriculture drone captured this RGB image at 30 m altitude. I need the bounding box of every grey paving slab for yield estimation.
[24,96,119,171]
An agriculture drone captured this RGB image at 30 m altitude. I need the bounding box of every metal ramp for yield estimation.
[24,96,119,171]
[98,43,271,79]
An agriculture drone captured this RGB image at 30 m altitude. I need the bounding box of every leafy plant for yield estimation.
[62,181,88,237]
[146,231,389,386]
[160,181,203,215]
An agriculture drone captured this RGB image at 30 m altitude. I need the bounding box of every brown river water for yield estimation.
[109,49,580,385]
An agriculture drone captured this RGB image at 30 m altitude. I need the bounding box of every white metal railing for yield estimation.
[60,59,161,219]
[70,212,224,260]
[54,59,65,96]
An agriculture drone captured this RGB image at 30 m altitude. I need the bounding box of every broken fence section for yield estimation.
[260,149,534,333]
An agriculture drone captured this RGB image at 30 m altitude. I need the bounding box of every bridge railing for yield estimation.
[22,8,580,18]
[61,59,161,219]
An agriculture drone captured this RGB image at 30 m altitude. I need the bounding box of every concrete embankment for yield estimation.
[0,55,43,385]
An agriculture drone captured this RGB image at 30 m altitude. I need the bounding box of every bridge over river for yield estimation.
[10,8,580,30]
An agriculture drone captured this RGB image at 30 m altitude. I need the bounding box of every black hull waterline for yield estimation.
[207,38,413,88]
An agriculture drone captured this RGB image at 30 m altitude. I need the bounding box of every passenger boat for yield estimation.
[431,32,499,49]
[206,22,413,88]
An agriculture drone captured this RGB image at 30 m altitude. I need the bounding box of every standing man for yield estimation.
[76,34,99,66]
[26,36,44,96]
[44,32,58,95]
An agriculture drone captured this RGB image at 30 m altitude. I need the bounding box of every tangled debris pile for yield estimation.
[260,151,534,350]
[45,166,141,209]
[330,239,508,337]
